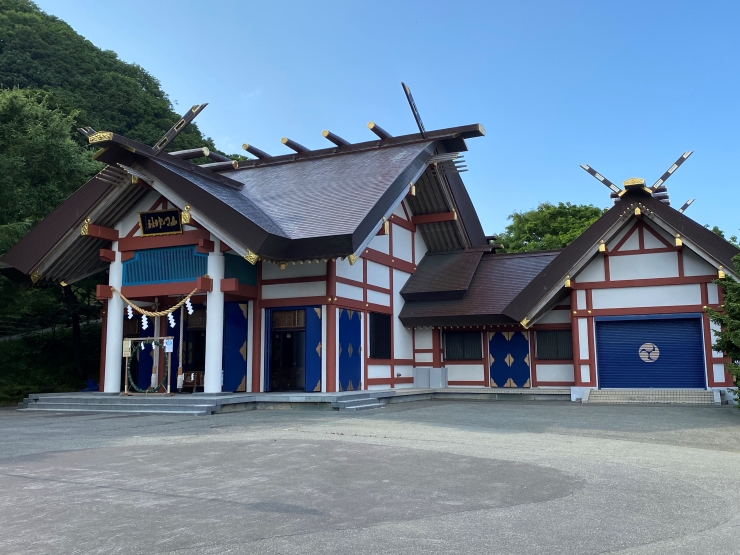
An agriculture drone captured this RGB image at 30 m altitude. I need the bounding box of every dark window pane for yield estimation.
[535,330,573,360]
[445,331,482,361]
[369,312,391,359]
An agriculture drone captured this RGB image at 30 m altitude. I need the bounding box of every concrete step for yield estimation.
[23,401,217,412]
[19,407,210,416]
[335,397,382,409]
[23,395,216,405]
[586,389,716,405]
[341,403,385,412]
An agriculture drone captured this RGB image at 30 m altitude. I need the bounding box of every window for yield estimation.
[369,312,391,359]
[444,331,482,361]
[535,329,573,360]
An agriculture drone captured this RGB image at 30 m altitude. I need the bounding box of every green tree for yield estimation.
[706,257,740,407]
[497,202,607,252]
[0,0,217,153]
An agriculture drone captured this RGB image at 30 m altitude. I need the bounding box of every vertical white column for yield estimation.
[204,239,225,393]
[104,246,124,393]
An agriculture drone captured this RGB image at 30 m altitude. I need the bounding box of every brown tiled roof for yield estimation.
[400,250,485,302]
[399,250,560,327]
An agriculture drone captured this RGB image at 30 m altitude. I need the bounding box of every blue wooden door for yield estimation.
[338,308,362,391]
[489,331,531,388]
[596,316,705,388]
[305,307,322,392]
[223,303,248,392]
[136,320,155,390]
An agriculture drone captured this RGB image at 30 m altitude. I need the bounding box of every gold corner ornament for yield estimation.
[520,317,530,329]
[348,254,359,266]
[30,268,42,284]
[244,250,259,265]
[675,234,683,248]
[623,177,645,187]
[634,207,642,216]
[81,217,91,236]
[181,205,191,224]
[59,280,67,287]
[88,131,113,144]
[564,275,571,288]
[598,240,606,253]
[718,266,726,279]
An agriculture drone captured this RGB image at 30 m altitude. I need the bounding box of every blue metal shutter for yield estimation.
[596,317,705,388]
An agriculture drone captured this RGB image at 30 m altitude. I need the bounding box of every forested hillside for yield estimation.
[0,0,224,400]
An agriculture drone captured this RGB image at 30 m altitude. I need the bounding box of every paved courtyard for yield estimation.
[1,400,739,554]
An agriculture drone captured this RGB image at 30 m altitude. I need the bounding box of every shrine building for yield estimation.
[1,106,737,398]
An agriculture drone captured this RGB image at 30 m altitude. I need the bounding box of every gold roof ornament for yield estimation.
[88,131,113,144]
[520,317,530,329]
[81,217,91,236]
[181,205,191,224]
[243,250,259,265]
[622,177,645,187]
[564,275,571,288]
[30,268,42,284]
[348,254,359,265]
[718,266,726,279]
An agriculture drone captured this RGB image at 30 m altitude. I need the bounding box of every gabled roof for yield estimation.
[503,188,740,325]
[399,250,560,327]
[0,123,488,283]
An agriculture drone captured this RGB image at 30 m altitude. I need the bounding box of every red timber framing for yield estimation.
[528,322,575,387]
[558,222,734,388]
[361,206,419,390]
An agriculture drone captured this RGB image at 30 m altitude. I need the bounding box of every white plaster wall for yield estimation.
[393,204,408,220]
[393,269,413,360]
[577,256,606,282]
[368,384,391,390]
[591,284,702,309]
[262,281,326,299]
[367,260,390,289]
[395,365,413,378]
[707,283,719,305]
[367,290,391,306]
[643,229,665,249]
[713,363,727,383]
[645,221,675,243]
[415,328,433,349]
[392,225,413,262]
[262,261,326,280]
[536,363,574,382]
[537,310,571,324]
[336,257,364,282]
[618,230,640,251]
[683,248,716,276]
[447,364,484,381]
[609,252,679,280]
[710,320,723,357]
[368,234,389,254]
[578,318,589,359]
[119,190,160,237]
[607,223,636,251]
[368,364,391,379]
[580,364,590,383]
[414,227,428,265]
[336,282,364,302]
[395,382,415,389]
[415,352,433,363]
[576,290,587,310]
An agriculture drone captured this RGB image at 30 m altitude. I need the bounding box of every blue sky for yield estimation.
[35,0,740,236]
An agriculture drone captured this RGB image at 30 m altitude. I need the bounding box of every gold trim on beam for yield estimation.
[81,218,91,236]
[30,268,42,284]
[181,205,191,224]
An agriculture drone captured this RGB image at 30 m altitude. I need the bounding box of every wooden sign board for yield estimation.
[138,209,182,237]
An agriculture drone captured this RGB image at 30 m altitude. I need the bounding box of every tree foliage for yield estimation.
[0,0,216,152]
[497,202,608,252]
[706,257,740,406]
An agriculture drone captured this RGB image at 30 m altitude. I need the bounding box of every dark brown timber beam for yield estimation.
[152,103,208,154]
[411,211,457,225]
[322,130,350,146]
[367,122,392,139]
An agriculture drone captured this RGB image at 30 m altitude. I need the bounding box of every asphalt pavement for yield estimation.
[0,400,739,554]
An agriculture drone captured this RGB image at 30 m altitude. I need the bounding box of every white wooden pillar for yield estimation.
[103,246,124,393]
[204,240,225,393]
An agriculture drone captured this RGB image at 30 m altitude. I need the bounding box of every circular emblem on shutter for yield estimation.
[638,342,660,363]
